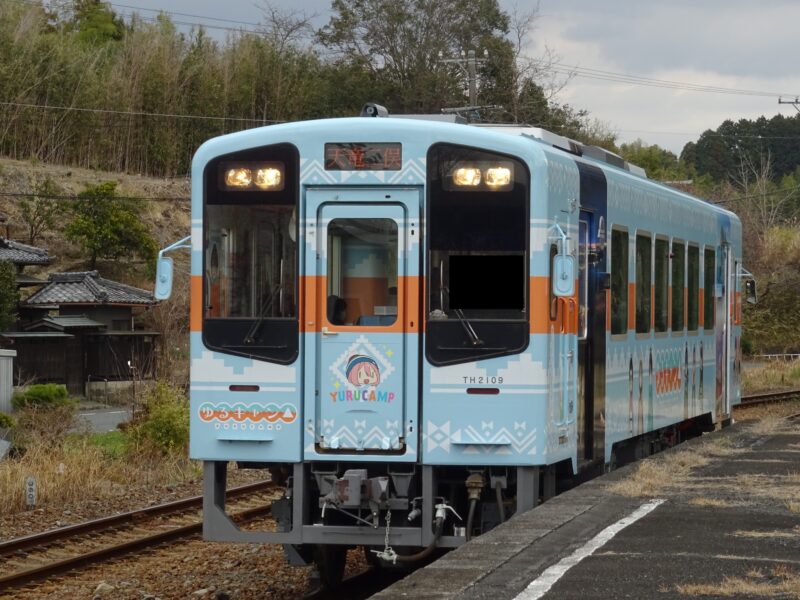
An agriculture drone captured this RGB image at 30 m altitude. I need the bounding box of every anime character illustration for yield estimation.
[345,355,381,387]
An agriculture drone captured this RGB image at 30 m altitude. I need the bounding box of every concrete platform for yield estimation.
[374,415,800,599]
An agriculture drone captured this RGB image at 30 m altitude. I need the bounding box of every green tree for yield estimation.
[65,182,157,269]
[0,261,17,331]
[19,177,63,245]
[619,139,688,181]
[317,0,511,112]
[71,0,124,44]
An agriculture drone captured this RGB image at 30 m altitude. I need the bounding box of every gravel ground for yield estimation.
[1,532,368,600]
[4,403,795,599]
[0,467,265,541]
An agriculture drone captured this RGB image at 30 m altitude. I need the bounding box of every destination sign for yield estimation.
[324,143,402,171]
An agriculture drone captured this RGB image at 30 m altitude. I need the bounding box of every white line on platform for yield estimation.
[513,498,665,600]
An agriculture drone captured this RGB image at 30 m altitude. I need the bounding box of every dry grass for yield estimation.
[741,360,800,395]
[609,448,710,497]
[734,526,800,539]
[748,415,791,436]
[676,566,800,597]
[0,407,196,516]
[688,497,733,508]
[787,501,800,514]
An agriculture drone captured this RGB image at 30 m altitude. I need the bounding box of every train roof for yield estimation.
[193,115,739,224]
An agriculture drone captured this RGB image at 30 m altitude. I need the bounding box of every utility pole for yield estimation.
[438,49,488,107]
[778,97,800,113]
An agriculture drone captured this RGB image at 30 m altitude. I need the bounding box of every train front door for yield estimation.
[577,163,607,464]
[313,201,408,452]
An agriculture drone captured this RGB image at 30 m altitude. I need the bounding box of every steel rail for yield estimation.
[0,504,272,589]
[738,389,800,408]
[0,480,272,557]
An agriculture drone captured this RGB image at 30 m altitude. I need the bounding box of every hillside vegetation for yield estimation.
[0,0,799,353]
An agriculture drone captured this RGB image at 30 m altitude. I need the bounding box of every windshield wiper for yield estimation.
[453,308,484,347]
[243,282,281,345]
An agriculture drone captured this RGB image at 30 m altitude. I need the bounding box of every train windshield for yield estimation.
[426,144,529,365]
[202,143,299,364]
[204,205,296,321]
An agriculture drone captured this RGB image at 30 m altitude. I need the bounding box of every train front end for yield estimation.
[185,116,578,584]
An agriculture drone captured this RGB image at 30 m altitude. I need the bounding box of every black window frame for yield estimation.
[425,143,530,367]
[704,247,715,330]
[635,232,652,334]
[671,239,685,332]
[611,227,629,336]
[654,236,669,333]
[201,142,300,365]
[687,244,700,331]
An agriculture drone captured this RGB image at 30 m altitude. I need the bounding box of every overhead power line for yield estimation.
[545,61,800,98]
[0,101,280,124]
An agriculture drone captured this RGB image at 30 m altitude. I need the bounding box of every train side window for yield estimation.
[687,245,699,331]
[704,247,715,329]
[611,228,628,335]
[671,240,685,331]
[654,237,668,332]
[635,233,651,334]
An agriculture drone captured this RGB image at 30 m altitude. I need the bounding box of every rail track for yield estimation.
[738,389,800,408]
[0,480,276,590]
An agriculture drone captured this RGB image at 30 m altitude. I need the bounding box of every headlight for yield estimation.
[224,167,252,188]
[254,167,282,190]
[220,162,285,191]
[485,167,511,187]
[452,167,482,187]
[448,161,514,191]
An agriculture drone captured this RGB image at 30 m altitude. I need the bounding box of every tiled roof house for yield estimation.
[26,271,156,306]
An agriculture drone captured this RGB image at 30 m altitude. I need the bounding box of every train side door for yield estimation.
[715,244,732,420]
[576,163,608,465]
[314,202,407,452]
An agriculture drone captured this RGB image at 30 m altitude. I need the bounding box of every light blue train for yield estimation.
[156,104,750,587]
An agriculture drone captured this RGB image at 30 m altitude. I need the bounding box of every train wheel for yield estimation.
[313,544,347,589]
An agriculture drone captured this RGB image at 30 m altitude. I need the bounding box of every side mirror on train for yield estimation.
[154,256,174,300]
[552,254,575,297]
[745,279,757,305]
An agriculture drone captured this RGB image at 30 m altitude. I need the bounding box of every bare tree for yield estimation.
[258,1,317,55]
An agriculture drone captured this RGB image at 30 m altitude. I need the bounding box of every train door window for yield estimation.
[611,227,629,335]
[326,219,397,327]
[654,237,669,333]
[635,233,652,334]
[704,247,715,330]
[426,144,529,365]
[687,244,700,331]
[578,220,589,339]
[671,240,685,332]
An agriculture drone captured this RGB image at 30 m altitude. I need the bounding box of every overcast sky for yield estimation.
[113,0,800,155]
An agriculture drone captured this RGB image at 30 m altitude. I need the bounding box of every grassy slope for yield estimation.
[0,157,191,289]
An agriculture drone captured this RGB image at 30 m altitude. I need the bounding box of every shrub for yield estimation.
[12,383,74,410]
[13,404,77,448]
[130,381,189,455]
[0,412,14,429]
